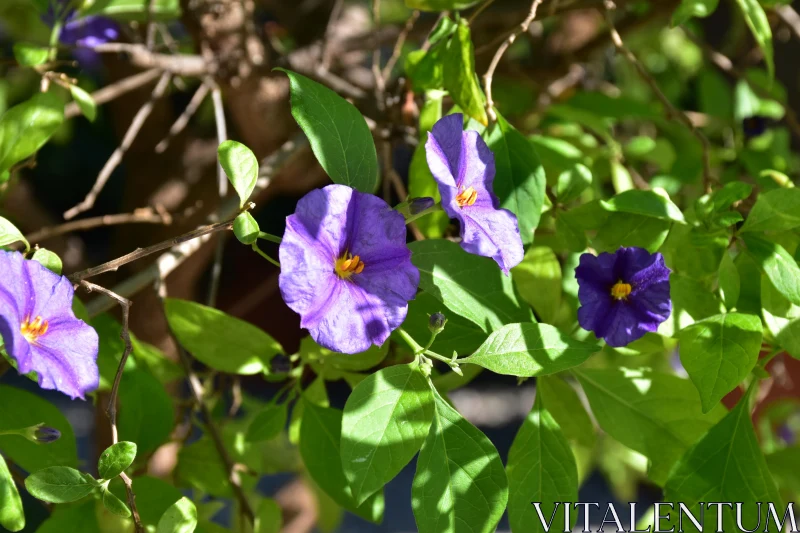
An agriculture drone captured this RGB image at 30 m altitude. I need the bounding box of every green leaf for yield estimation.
[409,239,532,332]
[537,375,595,447]
[664,389,782,530]
[740,188,800,233]
[218,140,259,208]
[25,466,95,503]
[741,234,800,306]
[661,273,726,336]
[31,247,62,274]
[766,447,800,495]
[102,487,131,517]
[507,391,578,533]
[35,498,100,533]
[761,274,800,360]
[733,0,773,79]
[481,114,546,244]
[98,441,137,480]
[443,20,487,126]
[678,313,763,413]
[255,498,282,533]
[79,0,181,21]
[341,364,435,505]
[461,323,599,377]
[0,385,77,471]
[246,404,288,443]
[575,368,726,485]
[290,375,328,445]
[592,212,671,254]
[719,250,741,310]
[0,92,64,174]
[299,336,388,373]
[299,402,384,523]
[277,68,378,193]
[412,387,508,533]
[165,298,282,374]
[405,0,480,11]
[233,212,259,245]
[69,85,97,122]
[672,0,719,26]
[556,164,592,204]
[156,497,197,533]
[512,247,562,324]
[118,368,174,456]
[0,216,29,251]
[125,476,183,526]
[0,456,24,532]
[402,290,485,356]
[600,189,685,223]
[13,43,48,66]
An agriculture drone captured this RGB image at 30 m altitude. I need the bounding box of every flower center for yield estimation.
[20,315,49,343]
[610,281,632,300]
[334,252,365,280]
[455,186,477,207]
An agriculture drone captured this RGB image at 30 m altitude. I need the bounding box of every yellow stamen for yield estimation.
[20,315,49,343]
[610,281,632,300]
[455,186,478,207]
[335,252,365,280]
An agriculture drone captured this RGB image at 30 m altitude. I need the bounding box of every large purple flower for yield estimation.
[279,185,420,354]
[425,113,523,274]
[575,247,671,347]
[0,251,99,399]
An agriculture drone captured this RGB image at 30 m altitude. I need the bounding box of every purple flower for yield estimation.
[575,247,671,347]
[278,185,420,354]
[42,2,119,69]
[425,113,523,274]
[0,251,99,399]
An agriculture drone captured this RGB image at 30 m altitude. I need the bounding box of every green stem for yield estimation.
[423,349,455,365]
[251,243,280,267]
[396,328,424,353]
[258,232,282,244]
[404,203,444,225]
[49,20,63,62]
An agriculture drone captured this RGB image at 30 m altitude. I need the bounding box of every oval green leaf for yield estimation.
[25,466,95,503]
[0,216,29,251]
[156,497,197,533]
[218,140,259,208]
[0,92,64,174]
[98,441,138,480]
[69,85,98,123]
[246,404,288,443]
[0,456,24,532]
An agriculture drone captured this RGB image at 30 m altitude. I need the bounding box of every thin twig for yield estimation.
[88,43,207,76]
[64,72,172,220]
[319,0,345,72]
[25,208,172,244]
[78,281,144,533]
[145,0,158,49]
[467,0,496,25]
[207,79,228,308]
[371,0,386,112]
[65,69,162,120]
[68,218,234,282]
[85,133,308,316]
[602,1,713,192]
[483,0,544,123]
[776,5,800,41]
[683,28,800,141]
[155,83,210,153]
[381,10,420,80]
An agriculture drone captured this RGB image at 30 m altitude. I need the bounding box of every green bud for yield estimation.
[428,312,447,334]
[233,212,260,245]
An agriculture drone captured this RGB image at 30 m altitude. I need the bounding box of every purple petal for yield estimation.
[345,189,410,264]
[26,262,74,323]
[0,251,31,319]
[460,206,524,273]
[60,16,119,47]
[428,113,465,182]
[30,320,99,399]
[575,252,618,291]
[284,185,352,259]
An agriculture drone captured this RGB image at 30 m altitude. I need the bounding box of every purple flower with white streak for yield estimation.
[0,251,99,399]
[43,1,119,69]
[575,247,671,347]
[425,113,523,274]
[279,185,420,354]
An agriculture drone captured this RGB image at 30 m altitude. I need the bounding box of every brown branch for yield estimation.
[776,5,800,41]
[24,208,172,244]
[483,0,544,123]
[319,0,345,72]
[372,0,386,112]
[64,72,172,220]
[84,133,308,316]
[88,43,207,76]
[602,1,713,192]
[67,218,234,282]
[381,10,420,81]
[467,0,497,25]
[155,82,210,153]
[65,69,162,120]
[78,281,144,533]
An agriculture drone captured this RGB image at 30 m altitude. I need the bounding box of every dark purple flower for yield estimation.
[33,425,62,444]
[0,251,99,399]
[408,197,435,215]
[42,2,119,69]
[278,185,419,354]
[575,247,671,347]
[425,113,523,274]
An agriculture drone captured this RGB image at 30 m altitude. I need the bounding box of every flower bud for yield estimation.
[409,197,435,215]
[428,312,447,334]
[33,425,61,444]
[233,212,260,245]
